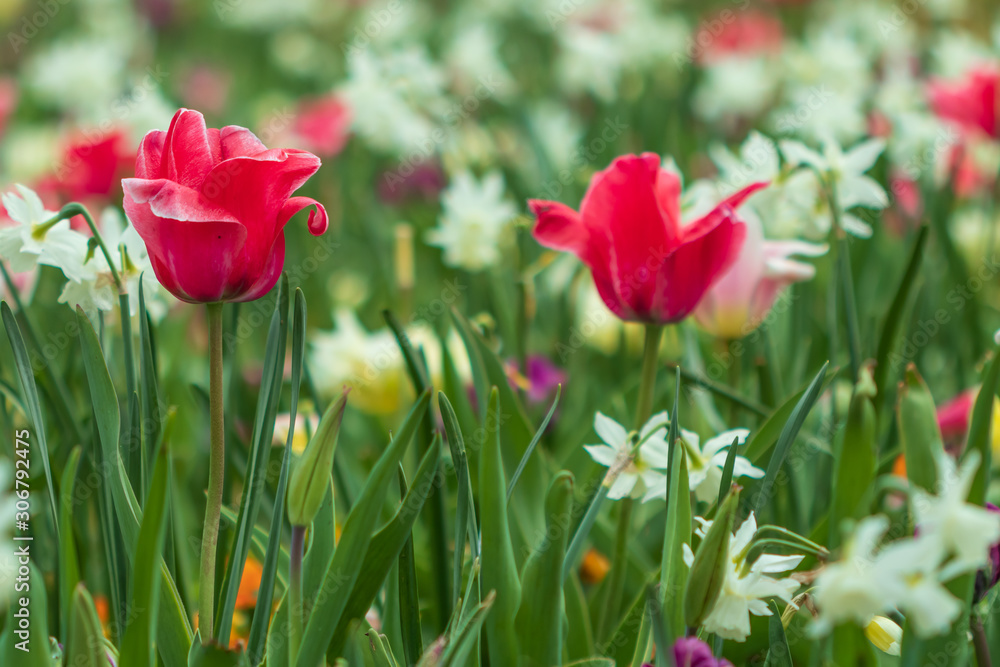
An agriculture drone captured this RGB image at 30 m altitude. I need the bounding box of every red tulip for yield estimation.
[54,128,133,203]
[529,153,764,323]
[122,108,328,304]
[927,65,1000,139]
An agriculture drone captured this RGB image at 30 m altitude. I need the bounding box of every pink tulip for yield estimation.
[530,153,765,324]
[123,108,328,304]
[928,65,1000,139]
[693,212,826,339]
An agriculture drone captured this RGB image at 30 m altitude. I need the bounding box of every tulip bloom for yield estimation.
[122,108,328,303]
[530,153,764,324]
[694,213,826,339]
[927,65,999,139]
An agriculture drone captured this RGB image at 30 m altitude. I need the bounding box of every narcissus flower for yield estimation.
[583,411,669,501]
[122,108,328,304]
[683,511,802,641]
[530,153,764,324]
[927,65,999,139]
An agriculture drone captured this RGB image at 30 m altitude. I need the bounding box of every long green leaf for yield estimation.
[297,390,432,667]
[119,438,171,666]
[0,562,51,665]
[247,288,308,666]
[326,436,442,657]
[753,362,829,514]
[966,342,1000,504]
[480,387,522,666]
[764,600,792,667]
[397,464,423,666]
[58,446,82,643]
[1,302,59,539]
[216,285,289,642]
[77,307,193,667]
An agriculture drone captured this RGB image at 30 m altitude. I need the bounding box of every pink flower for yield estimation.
[928,65,1000,139]
[54,129,133,203]
[292,95,352,158]
[692,210,825,339]
[937,389,976,444]
[0,78,16,140]
[670,637,734,667]
[530,153,764,324]
[695,10,784,64]
[122,108,328,304]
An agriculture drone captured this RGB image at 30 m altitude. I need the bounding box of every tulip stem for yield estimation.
[635,324,664,429]
[199,302,226,641]
[289,524,306,665]
[597,496,632,643]
[972,613,992,667]
[60,203,125,295]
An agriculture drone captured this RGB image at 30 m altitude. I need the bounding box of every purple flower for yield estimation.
[671,637,734,667]
[523,355,566,405]
[975,503,1000,602]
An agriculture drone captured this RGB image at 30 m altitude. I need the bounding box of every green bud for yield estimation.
[897,364,944,493]
[287,390,349,526]
[684,486,739,629]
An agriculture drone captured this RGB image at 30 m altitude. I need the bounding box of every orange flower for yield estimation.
[235,556,264,610]
[580,548,611,584]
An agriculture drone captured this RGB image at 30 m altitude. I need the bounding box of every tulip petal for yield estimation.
[582,153,672,316]
[161,108,220,189]
[650,208,746,322]
[135,131,166,179]
[122,178,239,224]
[682,181,768,241]
[529,199,589,257]
[219,125,269,159]
[232,234,285,303]
[279,196,329,236]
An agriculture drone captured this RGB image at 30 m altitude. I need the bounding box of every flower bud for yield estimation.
[684,486,740,628]
[897,364,944,492]
[864,616,902,656]
[287,390,348,526]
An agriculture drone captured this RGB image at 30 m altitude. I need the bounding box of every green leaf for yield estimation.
[1,302,59,539]
[829,622,877,667]
[507,384,561,502]
[0,562,52,665]
[515,470,575,666]
[367,632,401,667]
[660,448,690,640]
[77,307,193,667]
[326,436,442,657]
[764,600,793,667]
[218,504,290,589]
[65,584,106,667]
[873,225,929,412]
[433,590,496,667]
[685,487,738,627]
[187,632,250,667]
[246,288,308,666]
[830,363,877,547]
[296,390,431,667]
[138,276,162,499]
[216,289,289,642]
[439,392,478,571]
[59,446,83,644]
[479,387,522,666]
[965,342,1000,504]
[397,464,424,666]
[897,364,944,493]
[120,437,171,667]
[753,362,829,515]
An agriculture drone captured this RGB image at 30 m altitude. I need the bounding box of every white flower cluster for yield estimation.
[814,451,1000,638]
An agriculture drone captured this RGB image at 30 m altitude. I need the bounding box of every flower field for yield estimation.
[1,0,1000,665]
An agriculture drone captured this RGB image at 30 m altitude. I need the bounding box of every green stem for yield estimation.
[289,524,306,664]
[824,181,861,380]
[60,203,125,294]
[972,613,992,667]
[199,302,226,640]
[635,324,664,429]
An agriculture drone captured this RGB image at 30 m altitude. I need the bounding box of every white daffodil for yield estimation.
[876,539,962,638]
[60,208,171,322]
[642,426,763,503]
[584,412,669,501]
[911,450,1000,577]
[426,171,517,271]
[812,515,895,634]
[683,512,803,641]
[779,137,889,238]
[0,185,89,282]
